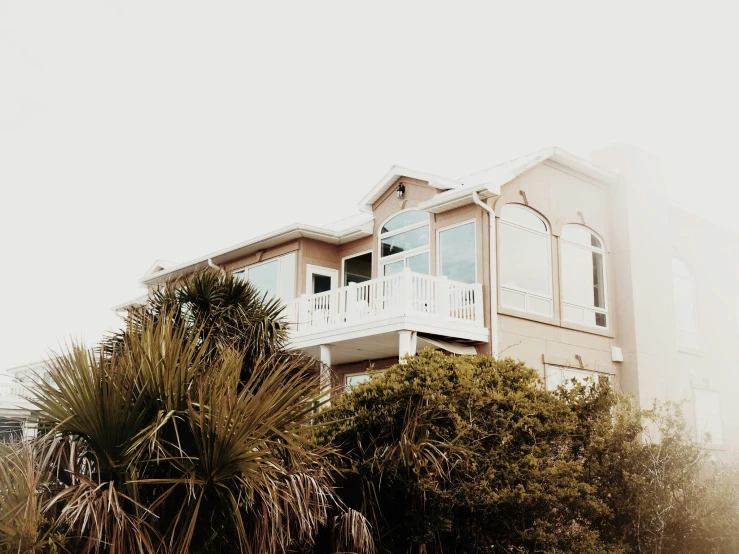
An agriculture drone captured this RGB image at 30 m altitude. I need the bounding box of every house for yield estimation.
[0,361,46,439]
[7,144,738,457]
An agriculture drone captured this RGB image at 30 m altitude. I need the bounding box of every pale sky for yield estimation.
[1,1,737,369]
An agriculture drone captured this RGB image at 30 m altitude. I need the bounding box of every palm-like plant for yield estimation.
[106,269,291,379]
[0,440,60,553]
[21,269,373,553]
[27,313,371,554]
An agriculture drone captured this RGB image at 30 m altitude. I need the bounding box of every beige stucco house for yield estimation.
[5,144,737,457]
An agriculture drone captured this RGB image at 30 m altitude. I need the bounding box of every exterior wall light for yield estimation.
[396,184,405,199]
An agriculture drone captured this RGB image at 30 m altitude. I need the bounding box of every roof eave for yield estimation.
[140,222,374,286]
[358,165,463,213]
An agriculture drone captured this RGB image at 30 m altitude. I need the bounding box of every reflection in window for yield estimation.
[561,225,608,328]
[499,204,552,316]
[694,389,723,445]
[379,210,430,276]
[344,252,373,286]
[439,222,476,284]
[673,259,698,351]
[243,260,279,298]
[234,252,296,301]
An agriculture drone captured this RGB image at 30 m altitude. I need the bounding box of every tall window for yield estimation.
[499,204,552,316]
[673,259,698,351]
[560,225,608,328]
[233,252,296,301]
[694,389,723,445]
[438,221,476,284]
[379,210,430,276]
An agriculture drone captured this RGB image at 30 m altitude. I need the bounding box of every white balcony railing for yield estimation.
[0,379,34,411]
[285,269,484,335]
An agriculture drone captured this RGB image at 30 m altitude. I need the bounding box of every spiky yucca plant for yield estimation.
[106,269,291,379]
[28,313,372,554]
[0,440,61,553]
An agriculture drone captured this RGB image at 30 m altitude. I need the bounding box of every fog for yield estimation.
[1,0,737,375]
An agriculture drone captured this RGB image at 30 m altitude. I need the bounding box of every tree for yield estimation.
[20,269,372,554]
[314,349,614,554]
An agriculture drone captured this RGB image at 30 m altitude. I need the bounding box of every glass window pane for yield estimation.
[383,260,404,276]
[407,252,429,274]
[247,260,279,298]
[312,274,332,294]
[381,225,429,257]
[672,260,698,350]
[439,222,476,284]
[345,373,372,390]
[381,210,428,234]
[344,252,372,286]
[501,204,547,232]
[501,288,526,311]
[562,226,602,249]
[528,296,552,316]
[561,244,606,310]
[499,222,551,296]
[694,390,723,445]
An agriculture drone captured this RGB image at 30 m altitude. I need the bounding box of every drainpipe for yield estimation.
[472,192,499,358]
[207,258,227,276]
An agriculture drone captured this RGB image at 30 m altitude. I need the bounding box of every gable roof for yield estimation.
[140,217,374,286]
[136,148,616,286]
[357,165,463,213]
[418,147,617,213]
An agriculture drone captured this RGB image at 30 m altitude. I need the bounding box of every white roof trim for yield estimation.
[357,165,463,213]
[143,259,176,277]
[462,147,617,187]
[141,220,374,286]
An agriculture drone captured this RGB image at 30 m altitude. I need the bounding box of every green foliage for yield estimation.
[316,349,739,554]
[106,268,292,379]
[7,269,372,554]
[315,350,614,553]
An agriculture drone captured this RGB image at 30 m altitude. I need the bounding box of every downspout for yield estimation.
[472,192,499,358]
[207,258,227,276]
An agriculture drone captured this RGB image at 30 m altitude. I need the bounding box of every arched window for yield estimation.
[673,259,698,351]
[499,204,552,316]
[379,210,430,276]
[560,225,608,328]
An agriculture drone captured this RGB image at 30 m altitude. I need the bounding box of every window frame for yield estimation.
[545,364,615,392]
[233,252,296,300]
[341,249,373,286]
[672,258,700,353]
[498,204,554,317]
[693,388,724,446]
[378,209,431,276]
[436,219,477,284]
[559,224,609,330]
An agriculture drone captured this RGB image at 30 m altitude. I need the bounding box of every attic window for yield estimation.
[379,210,430,276]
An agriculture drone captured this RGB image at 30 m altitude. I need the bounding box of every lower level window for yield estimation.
[545,365,613,391]
[694,389,723,445]
[344,371,385,391]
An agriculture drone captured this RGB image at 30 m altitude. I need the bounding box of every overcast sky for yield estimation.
[1,1,737,369]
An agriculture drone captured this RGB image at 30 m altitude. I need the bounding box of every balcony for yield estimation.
[0,378,35,417]
[284,269,488,364]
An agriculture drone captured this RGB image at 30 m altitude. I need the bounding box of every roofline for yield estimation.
[546,147,618,184]
[140,220,374,286]
[357,165,463,213]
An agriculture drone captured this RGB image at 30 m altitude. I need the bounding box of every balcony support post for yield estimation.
[319,344,332,406]
[398,330,417,364]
